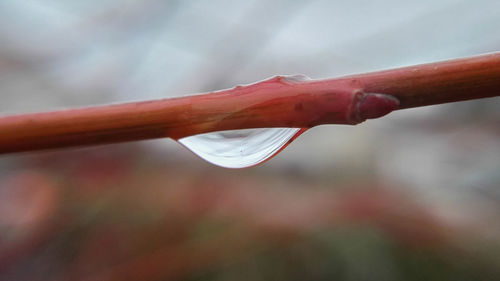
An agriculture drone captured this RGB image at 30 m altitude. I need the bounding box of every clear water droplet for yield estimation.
[178,128,305,168]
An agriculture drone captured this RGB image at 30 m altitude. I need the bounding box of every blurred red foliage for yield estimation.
[0,145,499,281]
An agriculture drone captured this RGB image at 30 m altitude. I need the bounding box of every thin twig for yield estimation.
[0,53,499,154]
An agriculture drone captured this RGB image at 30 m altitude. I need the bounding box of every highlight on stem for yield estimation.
[0,52,499,168]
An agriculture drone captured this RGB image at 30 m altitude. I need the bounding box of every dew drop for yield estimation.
[177,128,306,168]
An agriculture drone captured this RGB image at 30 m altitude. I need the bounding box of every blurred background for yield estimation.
[1,0,500,280]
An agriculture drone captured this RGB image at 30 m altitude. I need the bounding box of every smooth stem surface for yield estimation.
[1,52,499,154]
[350,52,500,108]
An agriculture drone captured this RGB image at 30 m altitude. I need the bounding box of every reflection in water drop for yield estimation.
[178,128,305,168]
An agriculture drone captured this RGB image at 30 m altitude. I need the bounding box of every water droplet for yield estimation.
[177,128,306,168]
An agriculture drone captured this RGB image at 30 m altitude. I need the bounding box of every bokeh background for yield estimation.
[1,1,500,280]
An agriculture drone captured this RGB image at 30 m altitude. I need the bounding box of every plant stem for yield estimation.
[348,52,500,108]
[0,52,499,154]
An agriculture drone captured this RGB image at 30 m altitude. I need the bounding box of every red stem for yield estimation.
[0,53,499,154]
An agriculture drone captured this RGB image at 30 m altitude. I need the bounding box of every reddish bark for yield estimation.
[0,53,499,154]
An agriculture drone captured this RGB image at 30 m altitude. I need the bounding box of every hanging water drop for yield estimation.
[177,128,305,168]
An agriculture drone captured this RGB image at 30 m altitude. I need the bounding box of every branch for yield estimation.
[0,53,499,154]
